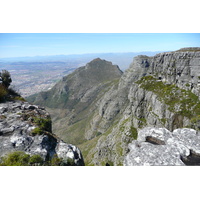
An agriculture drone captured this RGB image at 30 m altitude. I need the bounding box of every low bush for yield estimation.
[0,151,44,166]
[33,117,52,132]
[1,70,12,88]
[31,117,52,136]
[29,155,44,165]
[50,155,63,166]
[0,151,76,166]
[0,84,8,102]
[31,127,43,136]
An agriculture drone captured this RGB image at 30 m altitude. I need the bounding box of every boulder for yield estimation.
[124,127,200,166]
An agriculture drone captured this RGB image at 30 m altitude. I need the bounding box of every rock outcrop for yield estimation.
[124,127,200,166]
[0,101,84,165]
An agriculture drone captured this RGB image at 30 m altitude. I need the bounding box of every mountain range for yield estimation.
[27,47,200,166]
[0,51,163,71]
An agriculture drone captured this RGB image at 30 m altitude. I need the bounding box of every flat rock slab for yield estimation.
[124,127,200,166]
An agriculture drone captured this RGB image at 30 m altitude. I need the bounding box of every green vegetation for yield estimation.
[29,154,44,165]
[78,136,99,166]
[95,131,102,137]
[50,155,75,166]
[130,126,138,140]
[185,83,190,87]
[62,117,89,145]
[116,142,123,157]
[0,151,76,166]
[190,115,200,130]
[119,118,138,140]
[176,47,200,52]
[0,70,25,103]
[132,116,147,128]
[33,117,52,132]
[12,96,26,101]
[65,157,75,166]
[31,127,43,136]
[119,118,130,131]
[0,84,8,102]
[136,76,200,119]
[1,70,12,88]
[0,151,44,166]
[31,117,52,136]
[78,120,121,166]
[160,118,167,125]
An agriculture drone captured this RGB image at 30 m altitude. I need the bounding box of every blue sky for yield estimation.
[0,33,199,58]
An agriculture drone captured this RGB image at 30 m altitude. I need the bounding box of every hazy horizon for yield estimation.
[0,50,163,59]
[0,50,162,59]
[1,33,199,59]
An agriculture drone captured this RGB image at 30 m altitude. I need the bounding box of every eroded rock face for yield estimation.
[0,101,84,165]
[124,127,200,166]
[130,50,200,97]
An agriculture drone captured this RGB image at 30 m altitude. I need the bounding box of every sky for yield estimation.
[0,33,200,58]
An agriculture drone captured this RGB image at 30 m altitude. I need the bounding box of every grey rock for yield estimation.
[56,141,84,166]
[0,101,84,165]
[124,127,200,166]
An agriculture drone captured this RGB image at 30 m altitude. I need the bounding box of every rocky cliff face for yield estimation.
[27,48,200,166]
[118,48,200,131]
[0,101,84,165]
[83,48,200,165]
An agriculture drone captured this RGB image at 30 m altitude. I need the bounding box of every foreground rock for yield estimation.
[0,101,84,166]
[124,127,200,166]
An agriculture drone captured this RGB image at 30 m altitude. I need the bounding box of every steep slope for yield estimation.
[28,58,123,144]
[28,48,200,165]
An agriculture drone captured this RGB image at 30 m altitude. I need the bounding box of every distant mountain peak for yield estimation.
[87,57,112,67]
[28,58,123,110]
[91,57,102,61]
